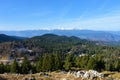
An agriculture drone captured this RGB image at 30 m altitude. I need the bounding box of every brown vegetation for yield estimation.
[0,72,120,80]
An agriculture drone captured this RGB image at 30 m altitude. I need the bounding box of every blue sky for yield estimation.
[0,0,120,31]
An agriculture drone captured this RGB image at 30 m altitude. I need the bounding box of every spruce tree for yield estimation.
[87,57,97,70]
[49,54,54,71]
[80,55,89,69]
[21,56,31,74]
[36,57,43,72]
[63,54,73,71]
[105,62,112,71]
[10,59,19,73]
[95,54,105,71]
[0,63,5,73]
[42,54,52,71]
[31,64,37,74]
[54,52,61,70]
[114,59,120,71]
[75,56,81,68]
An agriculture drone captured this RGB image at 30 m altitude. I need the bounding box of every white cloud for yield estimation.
[54,14,120,31]
[81,15,120,31]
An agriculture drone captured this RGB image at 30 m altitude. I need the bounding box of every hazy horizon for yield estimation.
[0,0,120,31]
[1,28,120,32]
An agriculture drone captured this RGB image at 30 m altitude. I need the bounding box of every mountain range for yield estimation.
[0,30,120,42]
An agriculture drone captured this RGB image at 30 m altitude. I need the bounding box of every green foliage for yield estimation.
[42,54,52,71]
[75,56,81,68]
[63,54,74,71]
[0,63,5,73]
[36,57,43,72]
[113,58,120,71]
[105,61,112,71]
[10,59,19,73]
[49,54,55,71]
[80,55,89,69]
[21,56,31,74]
[87,57,97,70]
[95,55,105,71]
[54,52,61,70]
[31,64,37,74]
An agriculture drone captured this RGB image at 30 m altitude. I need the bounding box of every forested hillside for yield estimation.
[0,34,120,74]
[0,34,26,43]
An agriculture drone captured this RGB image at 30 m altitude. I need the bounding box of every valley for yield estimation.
[1,0,120,79]
[0,34,120,80]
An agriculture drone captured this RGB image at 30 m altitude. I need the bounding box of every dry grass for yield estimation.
[0,71,120,80]
[110,72,120,79]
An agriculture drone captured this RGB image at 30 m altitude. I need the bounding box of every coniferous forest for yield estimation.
[0,34,120,74]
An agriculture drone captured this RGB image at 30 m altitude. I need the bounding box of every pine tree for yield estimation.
[75,56,81,68]
[105,62,112,71]
[63,54,73,71]
[31,64,37,74]
[0,63,5,73]
[10,59,19,73]
[95,54,105,71]
[54,52,61,70]
[49,54,54,71]
[87,57,97,70]
[114,59,120,71]
[21,56,31,74]
[80,55,89,69]
[42,54,52,71]
[4,64,10,73]
[36,57,43,72]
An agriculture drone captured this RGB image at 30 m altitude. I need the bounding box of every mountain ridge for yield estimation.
[0,30,120,42]
[0,34,27,42]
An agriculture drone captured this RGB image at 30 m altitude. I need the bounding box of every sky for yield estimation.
[0,0,120,31]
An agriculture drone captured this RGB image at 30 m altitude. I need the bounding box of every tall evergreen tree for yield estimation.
[10,59,19,73]
[31,64,37,74]
[95,54,105,71]
[21,56,31,74]
[114,59,120,71]
[75,56,81,68]
[87,57,97,70]
[63,54,74,71]
[0,63,5,73]
[49,54,54,71]
[42,54,52,71]
[36,57,43,72]
[80,55,89,69]
[54,52,61,70]
[105,60,112,71]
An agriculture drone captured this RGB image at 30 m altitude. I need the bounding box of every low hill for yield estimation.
[0,34,26,42]
[31,34,82,43]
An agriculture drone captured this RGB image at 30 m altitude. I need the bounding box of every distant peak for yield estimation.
[42,34,58,37]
